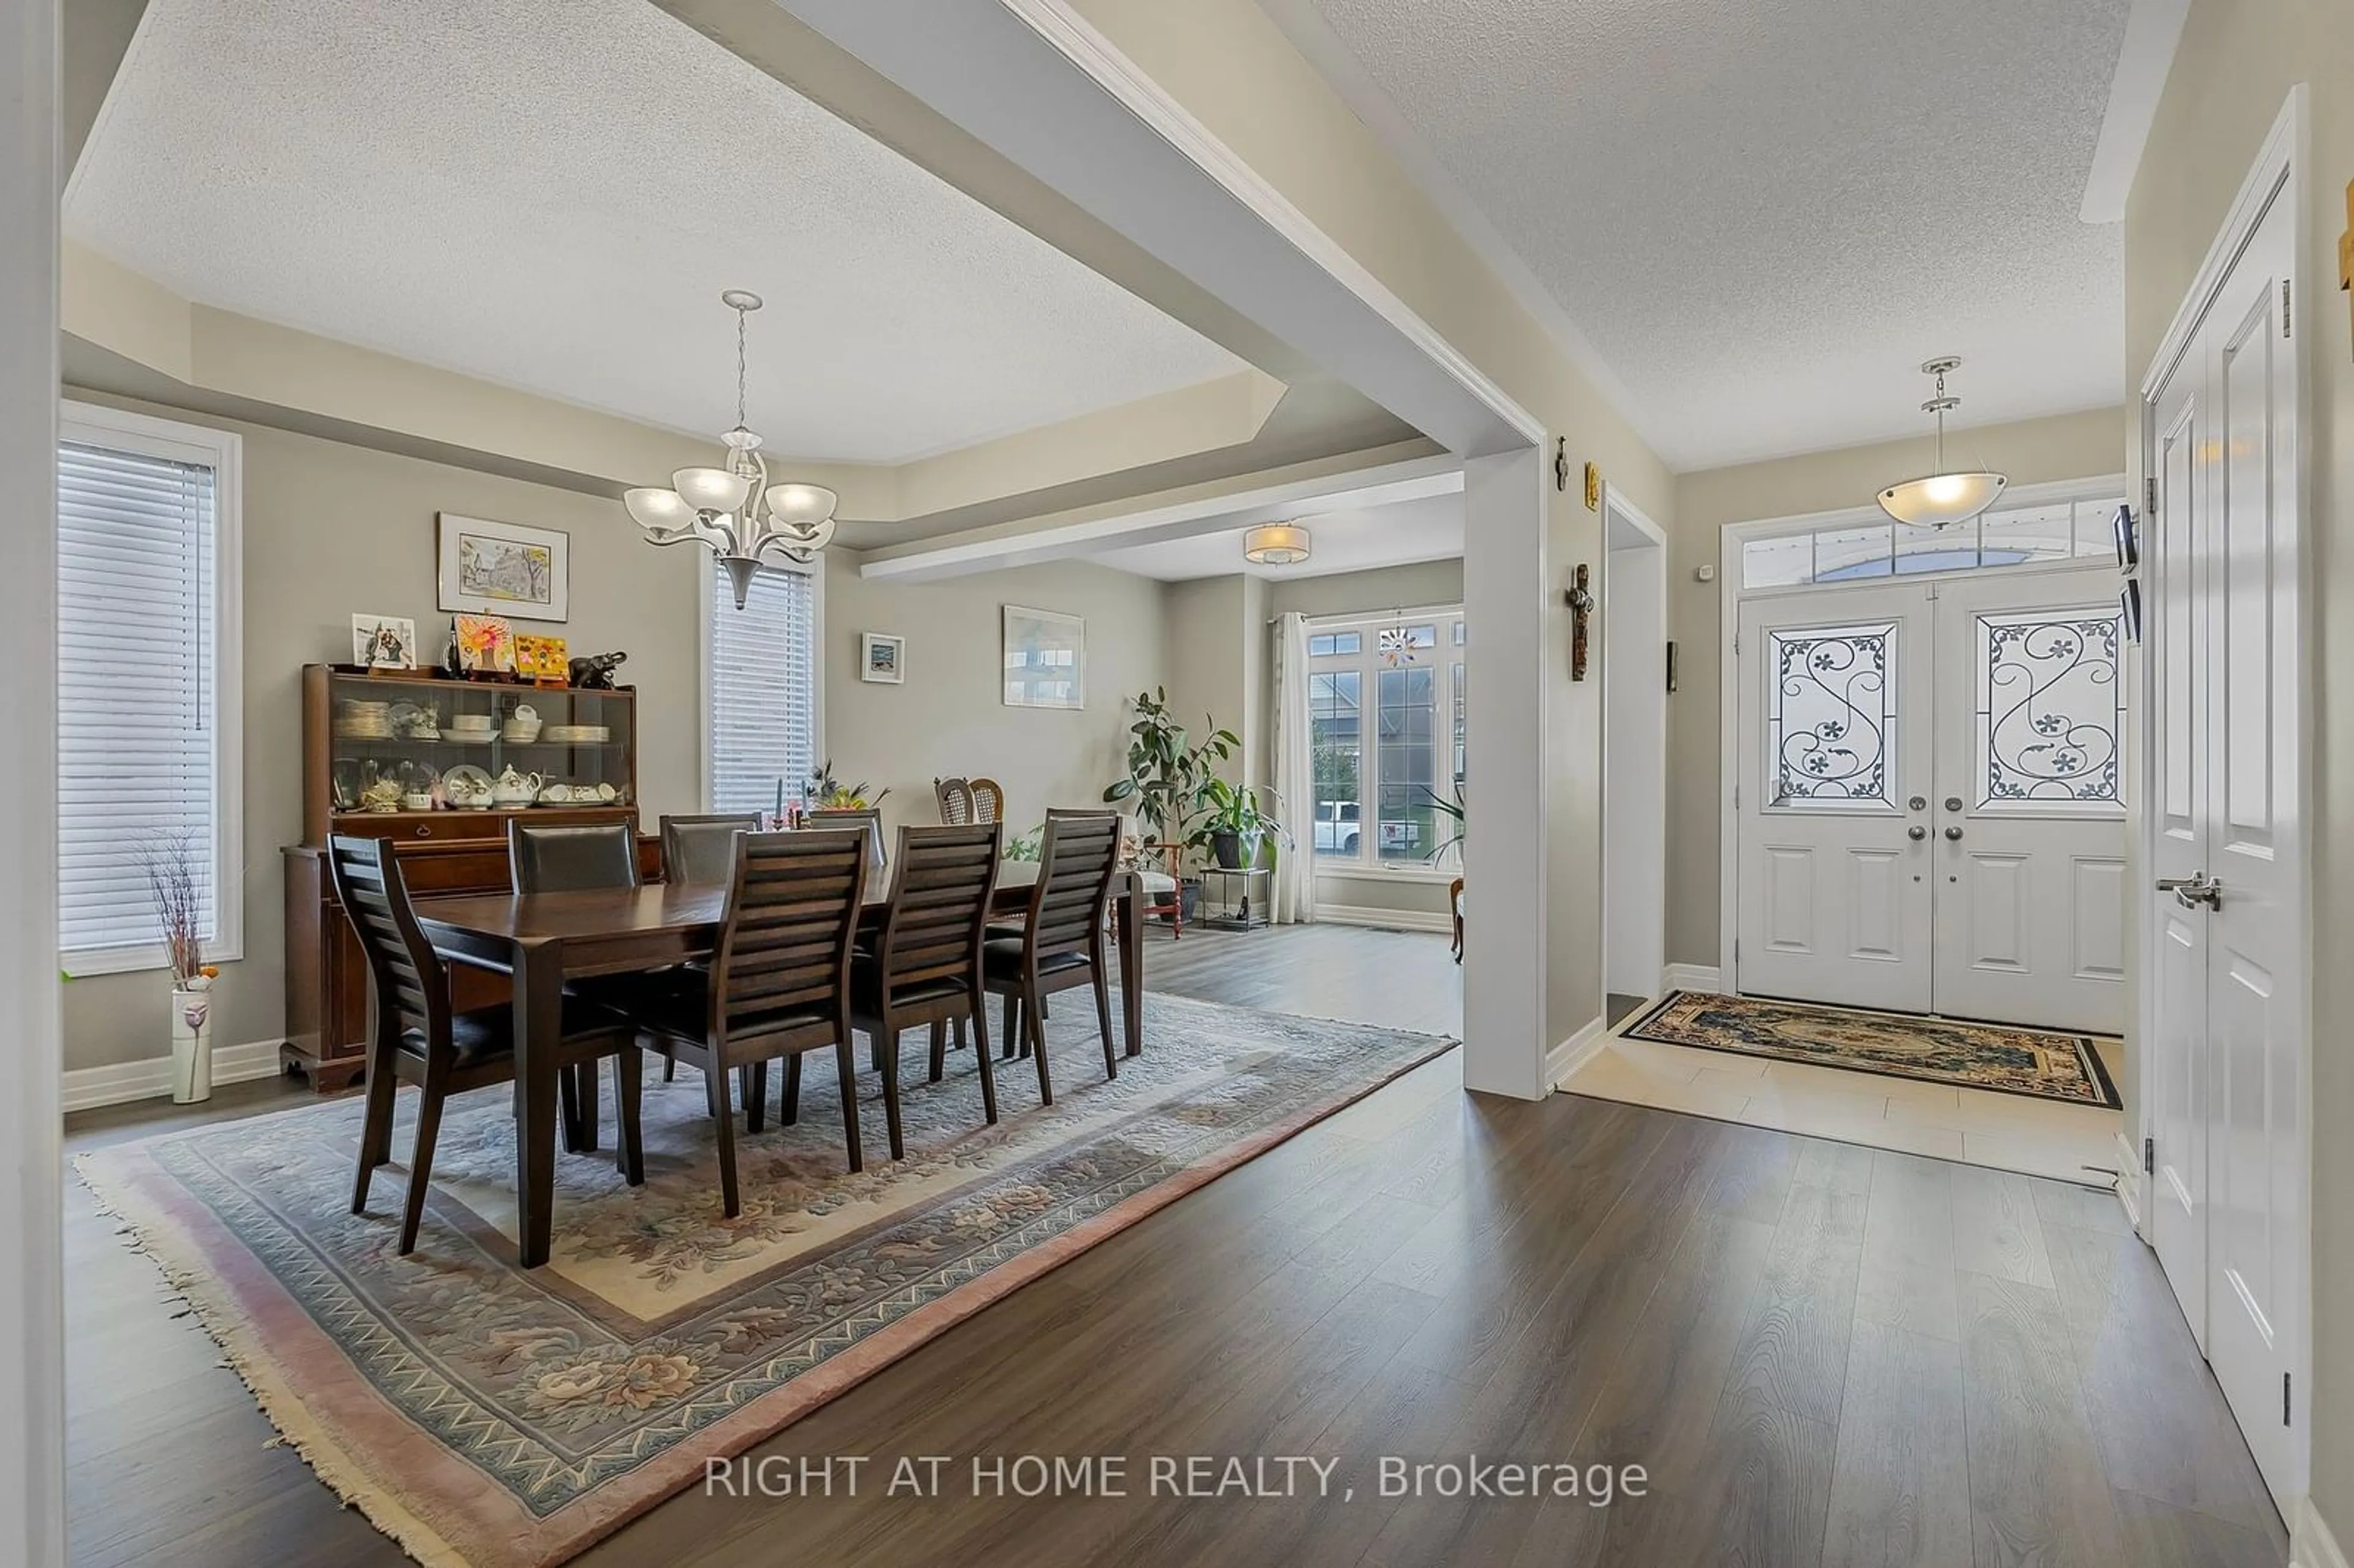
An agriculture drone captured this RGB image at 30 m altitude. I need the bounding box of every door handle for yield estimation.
[1943,826,1963,841]
[2154,874,2204,891]
[1908,826,1927,841]
[2158,874,2223,910]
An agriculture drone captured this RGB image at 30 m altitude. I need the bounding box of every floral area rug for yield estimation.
[77,992,1455,1568]
[1625,990,2120,1106]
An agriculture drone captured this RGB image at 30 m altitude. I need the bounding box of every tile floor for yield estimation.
[1562,1000,2127,1189]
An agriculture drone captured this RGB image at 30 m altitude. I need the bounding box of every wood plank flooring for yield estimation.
[65,925,2284,1568]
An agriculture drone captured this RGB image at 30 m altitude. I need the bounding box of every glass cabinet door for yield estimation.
[328,672,634,813]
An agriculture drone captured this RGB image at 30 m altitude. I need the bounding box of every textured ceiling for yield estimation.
[1287,0,2133,470]
[1091,492,1463,582]
[64,0,1246,464]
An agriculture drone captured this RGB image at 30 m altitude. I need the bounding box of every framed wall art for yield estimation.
[437,512,569,623]
[1002,604,1084,709]
[454,613,515,674]
[861,632,905,684]
[351,613,417,669]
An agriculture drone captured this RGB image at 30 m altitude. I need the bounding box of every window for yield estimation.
[1764,620,1898,810]
[57,403,242,973]
[1306,607,1465,870]
[706,560,820,815]
[1741,490,2128,590]
[1975,607,2125,812]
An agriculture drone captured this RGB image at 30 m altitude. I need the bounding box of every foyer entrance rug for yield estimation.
[77,994,1455,1568]
[1625,991,2120,1107]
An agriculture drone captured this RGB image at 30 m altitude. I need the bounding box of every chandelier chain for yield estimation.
[735,304,749,433]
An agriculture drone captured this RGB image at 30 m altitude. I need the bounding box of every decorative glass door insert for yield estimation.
[1764,620,1899,809]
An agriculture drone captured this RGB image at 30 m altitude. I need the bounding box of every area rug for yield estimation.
[1623,990,2120,1107]
[77,993,1455,1568]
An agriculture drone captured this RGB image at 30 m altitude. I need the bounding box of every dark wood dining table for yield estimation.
[411,861,1145,1268]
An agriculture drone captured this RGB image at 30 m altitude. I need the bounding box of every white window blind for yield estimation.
[708,562,818,815]
[57,412,242,970]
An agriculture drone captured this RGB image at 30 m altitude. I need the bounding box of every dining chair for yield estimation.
[809,807,888,874]
[851,823,1001,1159]
[984,810,1122,1106]
[661,813,762,887]
[968,778,1005,824]
[329,834,644,1255]
[634,831,869,1218]
[507,818,653,1133]
[934,777,976,825]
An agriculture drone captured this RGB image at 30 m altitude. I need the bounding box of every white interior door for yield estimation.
[1735,585,1934,1010]
[1929,570,2129,1032]
[2146,181,2304,1505]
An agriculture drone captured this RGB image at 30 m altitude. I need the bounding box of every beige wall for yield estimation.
[1663,407,2128,972]
[2127,0,2353,1526]
[60,390,705,1072]
[823,552,1168,840]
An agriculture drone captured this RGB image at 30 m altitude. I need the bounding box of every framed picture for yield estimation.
[351,613,417,669]
[454,612,515,674]
[1002,604,1084,709]
[438,512,569,623]
[2111,502,2138,573]
[861,632,905,684]
[513,632,569,682]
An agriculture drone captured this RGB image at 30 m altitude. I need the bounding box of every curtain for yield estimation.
[1271,611,1316,924]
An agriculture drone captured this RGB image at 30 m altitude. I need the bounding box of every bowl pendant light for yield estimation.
[1243,522,1312,566]
[1877,357,2007,529]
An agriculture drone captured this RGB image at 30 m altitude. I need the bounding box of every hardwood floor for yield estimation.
[65,925,2283,1568]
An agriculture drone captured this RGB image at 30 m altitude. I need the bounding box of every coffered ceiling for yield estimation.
[64,0,1250,465]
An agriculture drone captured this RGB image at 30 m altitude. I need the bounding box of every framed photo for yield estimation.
[351,613,417,669]
[860,631,905,684]
[438,512,569,623]
[1002,604,1084,709]
[2111,502,2138,574]
[454,612,515,674]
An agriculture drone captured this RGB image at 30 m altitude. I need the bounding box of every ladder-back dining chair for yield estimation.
[634,830,869,1218]
[983,810,1124,1106]
[330,834,644,1254]
[851,823,1002,1159]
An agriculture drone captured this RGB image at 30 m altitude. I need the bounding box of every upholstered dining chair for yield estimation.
[660,812,761,887]
[983,810,1123,1106]
[634,830,869,1218]
[507,819,644,1136]
[330,834,644,1255]
[851,823,1002,1159]
[809,806,887,875]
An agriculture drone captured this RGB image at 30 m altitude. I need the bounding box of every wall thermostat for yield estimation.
[1694,563,1716,583]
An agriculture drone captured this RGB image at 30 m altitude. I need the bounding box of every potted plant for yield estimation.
[141,836,219,1105]
[1194,777,1292,869]
[1420,779,1466,866]
[1103,689,1237,924]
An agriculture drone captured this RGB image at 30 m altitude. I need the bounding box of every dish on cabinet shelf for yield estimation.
[441,764,495,808]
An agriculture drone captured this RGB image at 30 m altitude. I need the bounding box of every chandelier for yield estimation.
[1876,357,2008,530]
[624,289,839,607]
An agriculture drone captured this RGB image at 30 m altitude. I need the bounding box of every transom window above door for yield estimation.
[1741,489,2127,591]
[1307,607,1465,871]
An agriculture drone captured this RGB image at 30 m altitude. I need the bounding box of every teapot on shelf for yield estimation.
[492,765,544,807]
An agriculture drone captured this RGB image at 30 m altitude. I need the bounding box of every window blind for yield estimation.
[57,439,222,957]
[709,562,817,816]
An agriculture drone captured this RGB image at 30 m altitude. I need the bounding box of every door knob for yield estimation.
[1944,826,1963,840]
[1908,826,1927,841]
[1944,796,1964,812]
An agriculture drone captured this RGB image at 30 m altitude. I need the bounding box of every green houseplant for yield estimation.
[1419,779,1465,866]
[1102,688,1238,850]
[1195,777,1292,869]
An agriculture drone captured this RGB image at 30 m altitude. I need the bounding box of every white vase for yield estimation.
[170,978,215,1105]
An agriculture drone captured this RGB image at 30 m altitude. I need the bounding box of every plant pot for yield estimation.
[170,978,215,1105]
[1211,830,1242,869]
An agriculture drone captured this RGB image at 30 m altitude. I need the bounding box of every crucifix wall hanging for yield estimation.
[1566,564,1594,681]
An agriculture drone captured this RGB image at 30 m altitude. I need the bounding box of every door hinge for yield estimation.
[2143,477,2157,517]
[2283,280,2293,338]
[2143,1136,2155,1176]
[2285,1372,2293,1425]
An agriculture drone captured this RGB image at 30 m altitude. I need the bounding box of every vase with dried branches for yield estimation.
[141,836,219,1103]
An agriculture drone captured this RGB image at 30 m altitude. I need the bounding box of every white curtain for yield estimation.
[1271,611,1316,924]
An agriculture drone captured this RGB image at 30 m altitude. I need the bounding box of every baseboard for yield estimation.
[1547,1014,1609,1089]
[2296,1498,2348,1568]
[63,1037,287,1113]
[1312,902,1453,935]
[2112,1129,2145,1233]
[1660,963,1724,994]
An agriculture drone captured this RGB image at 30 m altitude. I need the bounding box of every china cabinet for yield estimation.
[281,666,654,1089]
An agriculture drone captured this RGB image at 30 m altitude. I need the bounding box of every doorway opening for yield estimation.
[1601,487,1667,1029]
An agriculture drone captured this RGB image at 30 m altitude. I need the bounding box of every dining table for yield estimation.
[411,861,1146,1268]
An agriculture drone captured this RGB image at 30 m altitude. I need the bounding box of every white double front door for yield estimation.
[1734,568,2128,1032]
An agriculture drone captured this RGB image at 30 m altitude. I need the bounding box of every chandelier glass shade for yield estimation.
[1242,522,1312,566]
[627,290,839,607]
[1876,357,2007,530]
